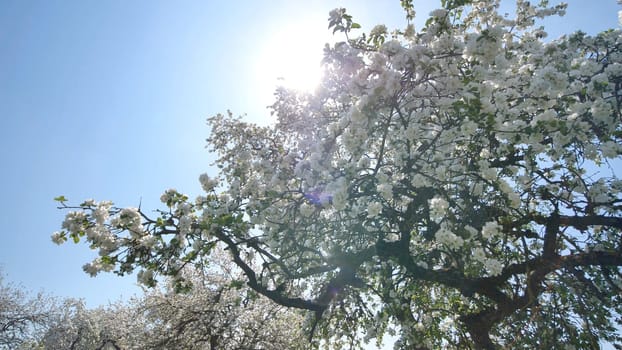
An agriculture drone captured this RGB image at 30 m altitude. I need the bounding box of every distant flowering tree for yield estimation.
[55,0,622,348]
[134,250,307,349]
[40,298,140,350]
[0,272,57,349]
[40,250,306,350]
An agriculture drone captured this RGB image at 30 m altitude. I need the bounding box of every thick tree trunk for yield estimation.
[463,318,496,350]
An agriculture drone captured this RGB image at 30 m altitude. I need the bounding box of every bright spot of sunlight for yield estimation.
[255,19,333,97]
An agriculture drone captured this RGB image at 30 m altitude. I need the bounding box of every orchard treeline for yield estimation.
[0,251,306,350]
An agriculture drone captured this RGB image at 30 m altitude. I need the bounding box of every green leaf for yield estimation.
[101,255,115,265]
[54,195,67,202]
[351,23,361,29]
[230,279,244,289]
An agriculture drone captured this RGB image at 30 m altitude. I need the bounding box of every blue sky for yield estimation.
[0,0,619,310]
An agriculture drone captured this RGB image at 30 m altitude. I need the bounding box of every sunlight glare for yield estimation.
[255,20,332,96]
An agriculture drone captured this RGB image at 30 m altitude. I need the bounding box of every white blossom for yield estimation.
[367,201,382,218]
[51,231,65,245]
[199,173,219,192]
[111,208,143,237]
[61,211,88,235]
[299,203,315,217]
[160,188,179,205]
[93,201,112,224]
[601,141,620,158]
[473,247,486,263]
[332,186,348,211]
[429,196,449,222]
[377,183,393,201]
[484,258,503,276]
[429,8,448,18]
[435,225,464,250]
[136,269,154,286]
[370,24,388,38]
[481,221,502,240]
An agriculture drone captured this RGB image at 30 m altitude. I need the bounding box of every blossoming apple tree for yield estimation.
[133,251,307,349]
[40,251,306,350]
[39,298,139,350]
[54,0,622,348]
[0,273,58,349]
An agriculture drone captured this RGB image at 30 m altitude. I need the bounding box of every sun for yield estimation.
[255,20,332,95]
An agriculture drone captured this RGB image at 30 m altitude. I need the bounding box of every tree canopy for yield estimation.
[54,0,622,348]
[0,273,57,349]
[39,250,306,350]
[0,253,305,350]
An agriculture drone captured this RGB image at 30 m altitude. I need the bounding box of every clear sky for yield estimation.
[0,0,619,312]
